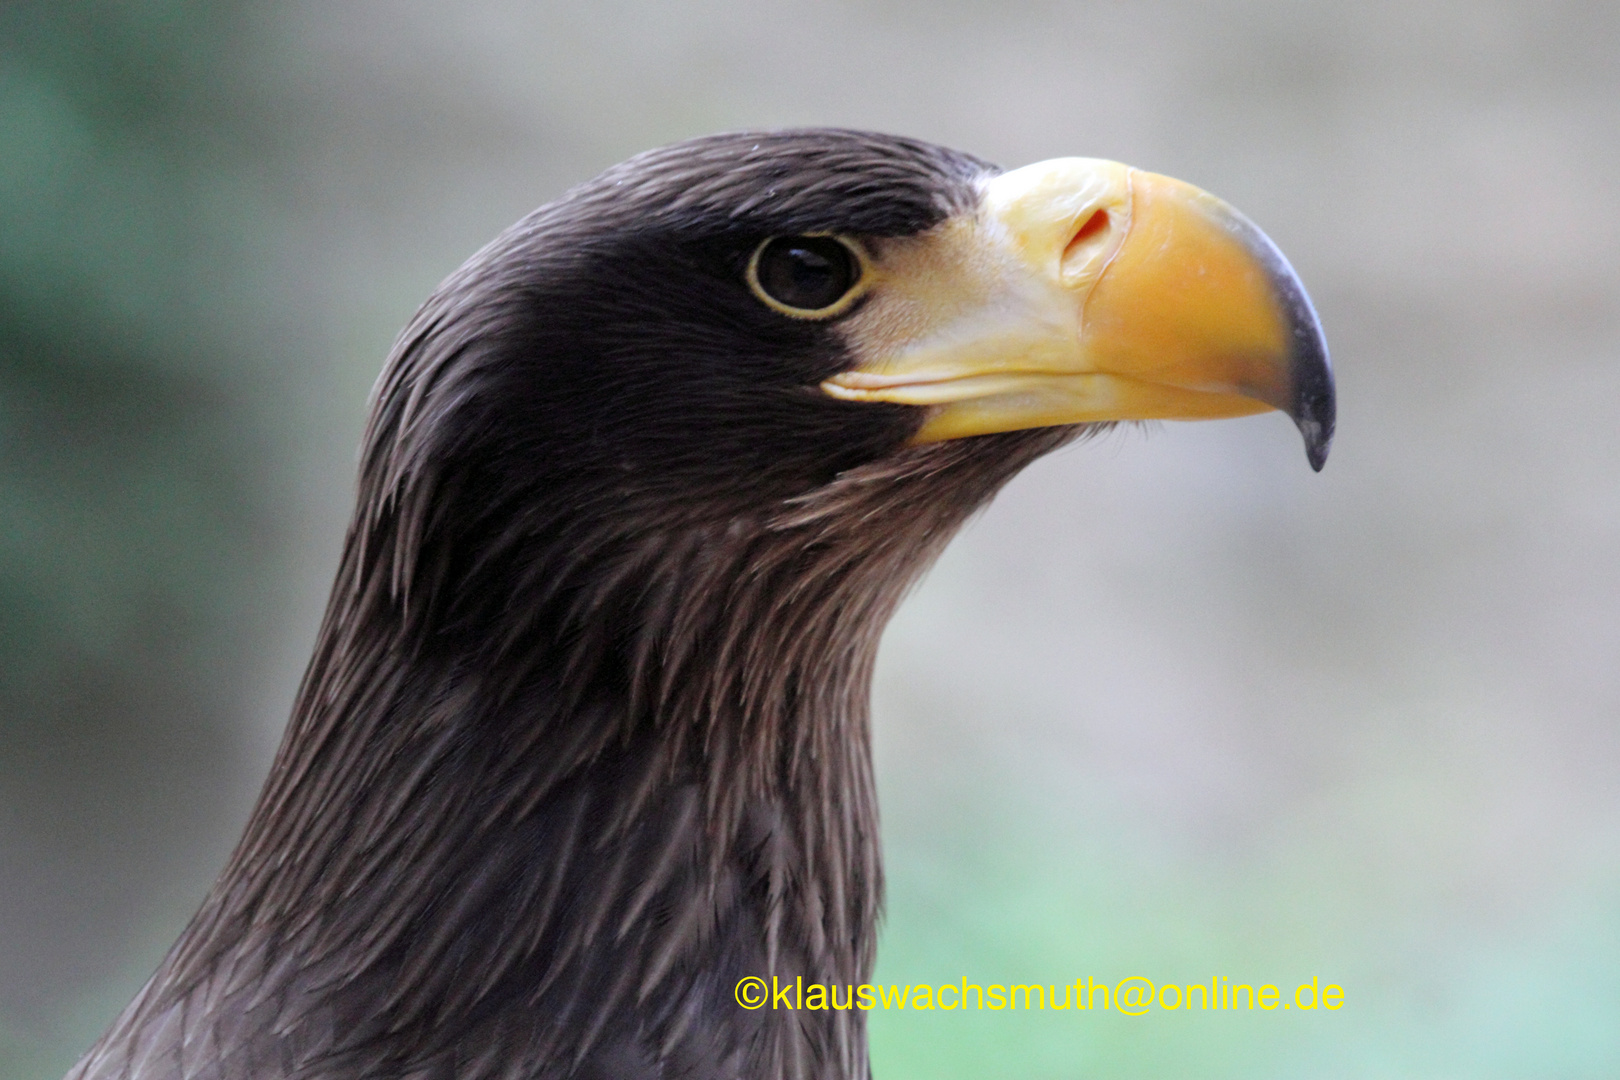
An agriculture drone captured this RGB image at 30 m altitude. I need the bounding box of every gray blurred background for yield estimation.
[3,1,1617,1076]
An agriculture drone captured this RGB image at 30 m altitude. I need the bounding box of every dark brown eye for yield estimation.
[749,236,863,316]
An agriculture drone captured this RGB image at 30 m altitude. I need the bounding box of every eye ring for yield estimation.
[746,235,871,319]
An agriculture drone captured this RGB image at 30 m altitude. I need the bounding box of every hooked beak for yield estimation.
[823,159,1335,470]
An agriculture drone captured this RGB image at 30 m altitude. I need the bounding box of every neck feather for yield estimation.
[73,429,1077,1080]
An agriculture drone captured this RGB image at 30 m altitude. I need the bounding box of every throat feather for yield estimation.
[78,430,1078,1080]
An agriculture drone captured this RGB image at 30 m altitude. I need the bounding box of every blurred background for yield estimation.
[3,0,1617,1076]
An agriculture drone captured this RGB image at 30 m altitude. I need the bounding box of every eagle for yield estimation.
[68,130,1332,1080]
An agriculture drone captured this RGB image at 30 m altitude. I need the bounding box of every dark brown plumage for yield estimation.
[68,129,1331,1080]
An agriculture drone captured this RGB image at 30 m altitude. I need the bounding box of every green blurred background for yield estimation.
[3,1,1618,1076]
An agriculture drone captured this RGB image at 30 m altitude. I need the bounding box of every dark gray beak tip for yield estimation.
[1218,203,1337,473]
[1269,250,1335,473]
[1299,414,1333,472]
[1288,315,1335,473]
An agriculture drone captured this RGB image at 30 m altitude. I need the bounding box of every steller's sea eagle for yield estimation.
[68,129,1333,1080]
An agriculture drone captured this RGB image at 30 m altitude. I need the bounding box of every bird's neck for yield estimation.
[106,512,902,1079]
[81,433,1071,1080]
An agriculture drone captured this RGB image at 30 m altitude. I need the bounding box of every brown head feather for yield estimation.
[68,130,1094,1080]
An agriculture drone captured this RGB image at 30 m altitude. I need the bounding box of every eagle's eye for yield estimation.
[748,235,866,318]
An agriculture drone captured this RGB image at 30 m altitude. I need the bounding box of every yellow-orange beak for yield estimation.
[822,159,1335,469]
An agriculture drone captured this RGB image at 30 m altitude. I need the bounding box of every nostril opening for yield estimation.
[1061,209,1113,279]
[1073,209,1109,246]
